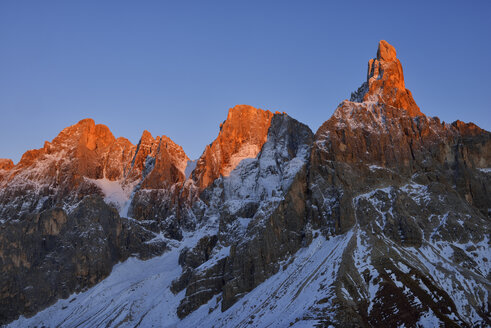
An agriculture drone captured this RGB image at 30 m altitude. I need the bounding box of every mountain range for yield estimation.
[0,40,489,327]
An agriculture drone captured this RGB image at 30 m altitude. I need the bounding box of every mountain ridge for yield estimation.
[1,40,490,327]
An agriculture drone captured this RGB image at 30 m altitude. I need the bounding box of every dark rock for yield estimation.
[0,196,166,325]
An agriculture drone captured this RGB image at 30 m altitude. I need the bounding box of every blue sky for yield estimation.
[1,0,490,163]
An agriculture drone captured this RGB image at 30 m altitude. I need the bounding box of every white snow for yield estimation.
[353,230,380,314]
[10,249,184,327]
[397,262,411,274]
[416,309,441,327]
[407,244,487,325]
[197,246,231,271]
[332,100,394,134]
[86,178,134,214]
[222,143,262,177]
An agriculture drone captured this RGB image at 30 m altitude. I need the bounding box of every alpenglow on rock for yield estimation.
[1,41,490,328]
[192,104,274,189]
[350,40,422,117]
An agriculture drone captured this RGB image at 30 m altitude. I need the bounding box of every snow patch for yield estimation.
[86,178,133,214]
[222,143,261,177]
[416,309,441,327]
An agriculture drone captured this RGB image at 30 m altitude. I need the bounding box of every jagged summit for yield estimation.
[139,134,189,189]
[351,40,422,117]
[58,118,116,151]
[0,118,191,220]
[0,159,13,171]
[376,39,397,61]
[192,104,274,189]
[0,159,14,181]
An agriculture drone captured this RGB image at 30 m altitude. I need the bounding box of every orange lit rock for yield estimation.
[0,119,138,216]
[0,159,14,181]
[124,130,160,184]
[193,104,274,189]
[140,135,189,189]
[0,116,193,220]
[126,134,190,224]
[377,40,397,61]
[49,118,122,182]
[451,120,485,137]
[356,40,422,117]
[17,148,46,168]
[0,159,13,171]
[104,137,136,181]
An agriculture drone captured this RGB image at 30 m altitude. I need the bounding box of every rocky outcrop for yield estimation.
[0,159,13,171]
[0,196,166,325]
[126,133,191,237]
[123,130,158,186]
[140,135,188,189]
[174,113,314,317]
[322,179,491,327]
[0,118,192,221]
[312,41,491,235]
[192,105,274,189]
[351,40,422,117]
[0,159,14,181]
[103,137,135,181]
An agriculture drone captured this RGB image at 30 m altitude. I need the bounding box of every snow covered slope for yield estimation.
[8,230,352,328]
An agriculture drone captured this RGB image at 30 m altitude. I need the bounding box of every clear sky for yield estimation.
[1,0,490,163]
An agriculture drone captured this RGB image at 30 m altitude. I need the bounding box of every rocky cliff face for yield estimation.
[173,113,313,317]
[125,132,189,219]
[2,41,490,327]
[192,104,274,189]
[0,159,14,171]
[0,196,167,324]
[311,41,491,235]
[0,159,14,181]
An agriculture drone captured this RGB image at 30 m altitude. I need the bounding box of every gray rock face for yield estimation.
[326,181,490,327]
[310,101,491,235]
[173,113,314,317]
[0,196,166,325]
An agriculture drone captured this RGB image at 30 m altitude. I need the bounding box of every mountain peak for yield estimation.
[351,40,422,117]
[225,104,272,126]
[50,118,116,152]
[227,104,258,114]
[377,40,397,61]
[140,129,154,141]
[193,104,274,189]
[0,159,14,170]
[76,118,96,126]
